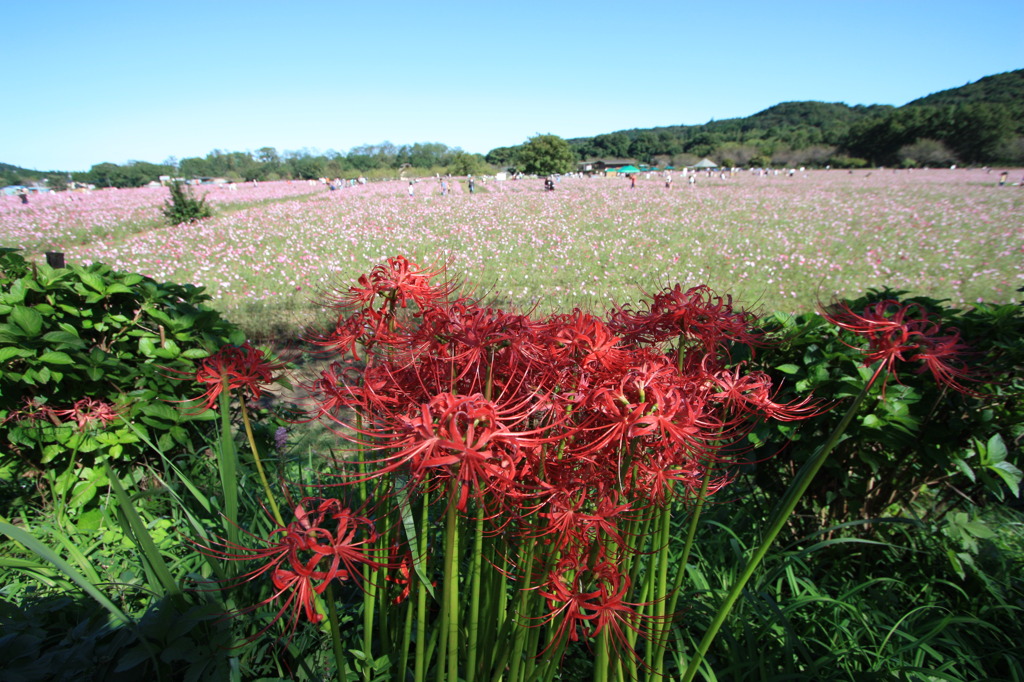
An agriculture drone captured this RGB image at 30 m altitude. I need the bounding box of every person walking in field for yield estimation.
[408,180,415,197]
[665,172,672,189]
[629,174,636,190]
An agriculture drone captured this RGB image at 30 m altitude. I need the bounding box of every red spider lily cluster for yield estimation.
[289,256,820,660]
[822,298,975,393]
[200,497,382,634]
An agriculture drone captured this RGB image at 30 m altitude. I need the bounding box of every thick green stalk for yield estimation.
[647,501,673,677]
[467,500,485,681]
[437,482,460,682]
[239,396,284,527]
[503,536,537,682]
[414,484,430,682]
[326,582,348,682]
[651,466,713,677]
[215,378,240,551]
[679,363,883,682]
[594,627,609,682]
[362,555,378,682]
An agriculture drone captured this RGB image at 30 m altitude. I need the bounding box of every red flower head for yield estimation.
[822,299,975,393]
[193,342,285,411]
[332,256,457,313]
[52,397,121,431]
[198,497,382,634]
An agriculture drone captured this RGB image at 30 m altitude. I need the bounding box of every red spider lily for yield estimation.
[822,299,975,393]
[53,397,122,430]
[608,284,761,355]
[3,396,61,427]
[710,365,825,421]
[537,556,650,661]
[192,342,285,411]
[199,497,383,633]
[347,392,552,511]
[328,255,457,313]
[542,309,629,373]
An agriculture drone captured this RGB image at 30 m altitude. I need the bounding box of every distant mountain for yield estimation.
[906,69,1024,122]
[549,69,1024,168]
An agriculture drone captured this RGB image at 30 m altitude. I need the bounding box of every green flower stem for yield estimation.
[238,396,284,527]
[362,556,378,682]
[651,465,714,677]
[414,485,430,682]
[325,582,348,682]
[437,481,460,682]
[216,378,240,551]
[503,536,537,682]
[648,500,674,677]
[467,499,485,681]
[679,362,884,682]
[594,627,610,682]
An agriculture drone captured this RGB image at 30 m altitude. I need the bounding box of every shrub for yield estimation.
[747,289,1023,537]
[0,249,244,514]
[161,181,213,226]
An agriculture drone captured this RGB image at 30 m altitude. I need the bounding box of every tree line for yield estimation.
[1,143,492,191]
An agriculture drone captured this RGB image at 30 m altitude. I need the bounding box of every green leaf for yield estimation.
[138,337,156,357]
[78,270,105,294]
[775,363,801,375]
[396,481,437,602]
[43,330,86,348]
[951,457,976,483]
[0,346,34,363]
[988,460,1022,497]
[142,402,182,422]
[10,306,43,336]
[984,433,1008,464]
[38,351,74,365]
[862,414,883,428]
[105,462,180,597]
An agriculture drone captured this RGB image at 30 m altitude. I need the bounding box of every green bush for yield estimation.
[161,181,213,226]
[0,249,244,513]
[747,289,1023,538]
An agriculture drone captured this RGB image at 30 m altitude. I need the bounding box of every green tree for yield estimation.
[516,134,577,176]
[446,151,489,176]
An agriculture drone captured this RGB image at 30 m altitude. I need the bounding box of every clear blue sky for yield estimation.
[3,0,1022,172]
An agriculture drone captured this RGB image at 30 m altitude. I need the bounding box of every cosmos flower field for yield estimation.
[3,169,1021,329]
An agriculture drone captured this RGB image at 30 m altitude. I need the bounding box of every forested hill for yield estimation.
[906,69,1024,120]
[548,69,1024,169]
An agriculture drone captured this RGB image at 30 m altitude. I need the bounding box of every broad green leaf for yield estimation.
[38,351,74,365]
[0,346,34,363]
[987,460,1022,497]
[10,306,43,336]
[78,270,105,294]
[951,457,976,483]
[142,402,182,422]
[984,433,1008,464]
[43,330,86,348]
[775,363,801,375]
